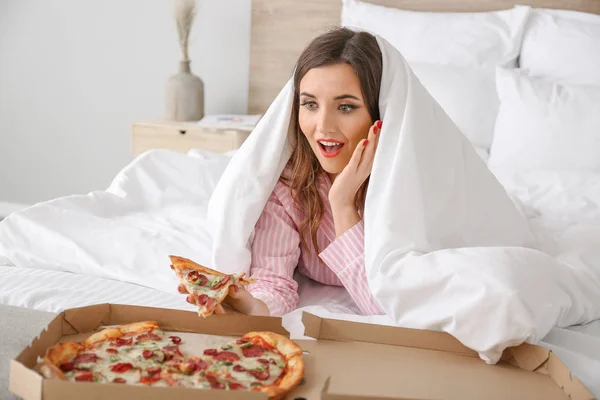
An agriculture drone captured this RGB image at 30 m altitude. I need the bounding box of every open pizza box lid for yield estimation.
[9,303,595,400]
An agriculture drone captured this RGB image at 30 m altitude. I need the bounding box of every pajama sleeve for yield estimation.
[318,220,385,315]
[246,190,302,316]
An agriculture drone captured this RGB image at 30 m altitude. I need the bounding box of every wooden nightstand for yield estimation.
[131,120,252,155]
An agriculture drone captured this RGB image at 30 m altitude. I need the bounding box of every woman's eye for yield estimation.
[300,101,317,111]
[339,104,356,113]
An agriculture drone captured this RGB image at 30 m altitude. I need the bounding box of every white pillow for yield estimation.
[488,68,600,171]
[410,62,499,150]
[520,8,600,85]
[341,0,531,67]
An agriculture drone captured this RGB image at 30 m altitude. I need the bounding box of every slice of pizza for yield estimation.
[198,331,305,398]
[169,255,253,318]
[40,321,180,386]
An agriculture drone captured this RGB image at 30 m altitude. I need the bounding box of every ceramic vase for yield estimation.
[165,60,205,121]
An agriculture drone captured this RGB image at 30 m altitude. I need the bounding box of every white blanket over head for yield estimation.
[208,32,600,362]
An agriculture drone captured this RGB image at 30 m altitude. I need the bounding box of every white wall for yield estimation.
[0,0,251,206]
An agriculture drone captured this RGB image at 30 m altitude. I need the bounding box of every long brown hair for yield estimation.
[283,27,382,254]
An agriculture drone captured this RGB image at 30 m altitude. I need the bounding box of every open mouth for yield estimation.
[318,141,344,158]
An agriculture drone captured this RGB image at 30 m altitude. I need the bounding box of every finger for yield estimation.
[222,288,254,315]
[227,284,240,299]
[185,294,196,305]
[178,283,188,294]
[372,120,382,146]
[214,304,227,315]
[217,301,242,315]
[361,120,381,172]
[349,138,368,170]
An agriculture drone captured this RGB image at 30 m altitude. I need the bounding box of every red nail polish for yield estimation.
[377,120,382,129]
[363,140,369,146]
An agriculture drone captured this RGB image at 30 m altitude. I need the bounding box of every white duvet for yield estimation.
[0,31,599,395]
[207,30,600,365]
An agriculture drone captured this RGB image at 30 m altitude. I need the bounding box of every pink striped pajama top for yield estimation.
[246,169,385,317]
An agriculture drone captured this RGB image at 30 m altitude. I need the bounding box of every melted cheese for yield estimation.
[206,340,285,387]
[64,330,180,386]
[62,330,287,391]
[182,269,239,300]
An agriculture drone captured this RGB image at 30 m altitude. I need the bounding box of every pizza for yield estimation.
[169,255,253,317]
[41,321,304,399]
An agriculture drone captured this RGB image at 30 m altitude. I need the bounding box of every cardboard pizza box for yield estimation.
[9,303,595,400]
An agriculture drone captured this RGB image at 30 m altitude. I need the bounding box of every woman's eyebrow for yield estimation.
[333,94,360,101]
[299,92,361,101]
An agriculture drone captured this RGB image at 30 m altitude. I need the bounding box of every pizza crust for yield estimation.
[42,321,160,381]
[41,341,85,380]
[243,332,305,399]
[169,255,229,277]
[84,321,159,346]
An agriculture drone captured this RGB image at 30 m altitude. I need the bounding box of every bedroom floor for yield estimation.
[0,305,57,400]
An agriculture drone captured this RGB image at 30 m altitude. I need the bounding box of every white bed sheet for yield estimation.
[1,263,599,396]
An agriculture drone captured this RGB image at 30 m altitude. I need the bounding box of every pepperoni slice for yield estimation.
[187,271,209,286]
[73,353,98,365]
[147,366,162,376]
[203,348,217,356]
[140,374,162,384]
[135,333,161,343]
[106,348,118,354]
[197,294,209,306]
[213,351,240,362]
[241,345,264,358]
[163,346,184,357]
[169,336,182,344]
[236,339,248,345]
[75,371,94,381]
[207,375,225,390]
[115,337,133,347]
[181,357,208,374]
[257,359,270,365]
[60,362,74,372]
[233,365,246,372]
[229,382,246,390]
[211,275,231,290]
[110,363,134,373]
[250,370,270,381]
[142,350,154,359]
[189,358,208,372]
[113,377,126,384]
[187,271,199,281]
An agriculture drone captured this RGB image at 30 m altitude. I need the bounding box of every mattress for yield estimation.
[0,264,359,316]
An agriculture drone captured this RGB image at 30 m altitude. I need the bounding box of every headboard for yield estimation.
[248,0,600,114]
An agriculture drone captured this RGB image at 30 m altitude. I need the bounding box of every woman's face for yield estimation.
[298,63,373,177]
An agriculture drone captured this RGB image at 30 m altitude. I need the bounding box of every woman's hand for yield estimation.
[328,120,381,209]
[178,283,270,316]
[328,120,381,237]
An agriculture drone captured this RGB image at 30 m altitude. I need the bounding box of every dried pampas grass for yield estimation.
[174,0,197,61]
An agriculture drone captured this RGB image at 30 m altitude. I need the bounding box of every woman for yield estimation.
[184,27,385,316]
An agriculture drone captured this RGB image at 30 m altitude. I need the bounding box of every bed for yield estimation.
[1,0,600,398]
